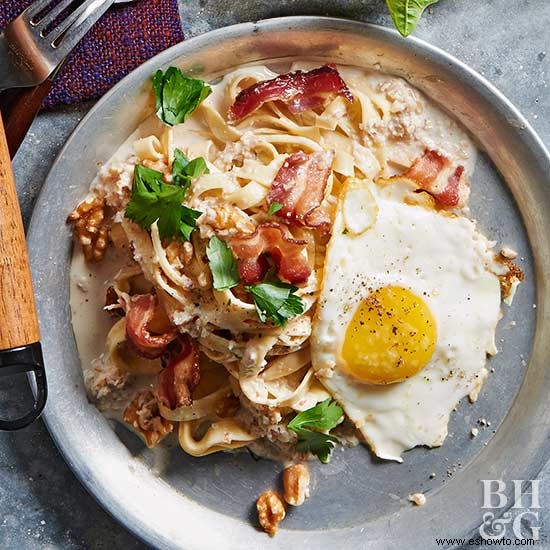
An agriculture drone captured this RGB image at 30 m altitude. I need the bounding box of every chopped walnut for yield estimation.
[283,463,310,506]
[123,390,174,448]
[67,197,109,262]
[257,490,286,536]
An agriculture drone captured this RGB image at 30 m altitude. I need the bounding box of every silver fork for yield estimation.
[0,0,119,92]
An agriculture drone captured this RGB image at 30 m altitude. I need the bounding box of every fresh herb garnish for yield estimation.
[172,148,209,195]
[125,164,201,241]
[245,280,305,326]
[267,201,283,218]
[386,0,439,37]
[206,236,240,290]
[153,67,212,126]
[288,399,344,463]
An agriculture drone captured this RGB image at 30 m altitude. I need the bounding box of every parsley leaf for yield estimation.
[288,399,344,463]
[172,148,209,195]
[288,399,343,432]
[244,280,305,326]
[206,236,240,290]
[125,164,201,241]
[153,67,212,126]
[267,201,283,218]
[294,429,339,464]
[385,0,439,37]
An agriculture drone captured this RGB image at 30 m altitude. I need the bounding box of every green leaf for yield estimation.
[277,292,304,320]
[206,236,240,290]
[288,399,343,432]
[153,67,212,126]
[385,0,439,37]
[172,148,209,195]
[244,280,305,326]
[125,164,201,241]
[294,428,339,464]
[288,399,344,463]
[184,157,209,179]
[178,207,202,241]
[267,201,283,218]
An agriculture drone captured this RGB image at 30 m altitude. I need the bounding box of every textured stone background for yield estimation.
[1,0,549,548]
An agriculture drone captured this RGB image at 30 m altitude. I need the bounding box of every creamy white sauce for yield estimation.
[70,244,125,372]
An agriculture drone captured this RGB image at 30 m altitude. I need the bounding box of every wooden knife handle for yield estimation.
[0,112,40,350]
[0,80,54,158]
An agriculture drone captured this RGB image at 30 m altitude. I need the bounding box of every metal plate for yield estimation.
[27,17,550,549]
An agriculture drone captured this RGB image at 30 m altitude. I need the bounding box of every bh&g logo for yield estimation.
[480,480,541,541]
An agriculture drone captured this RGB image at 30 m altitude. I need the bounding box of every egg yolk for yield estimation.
[341,286,436,385]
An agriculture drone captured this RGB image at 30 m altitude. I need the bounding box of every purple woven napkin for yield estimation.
[0,0,184,109]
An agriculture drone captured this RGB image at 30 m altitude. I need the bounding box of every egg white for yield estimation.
[311,178,502,461]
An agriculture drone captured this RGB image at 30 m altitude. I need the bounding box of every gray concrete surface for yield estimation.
[1,0,549,548]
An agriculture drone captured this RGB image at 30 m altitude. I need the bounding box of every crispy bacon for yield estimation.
[230,223,311,285]
[125,294,177,359]
[228,64,353,123]
[156,335,200,410]
[402,149,469,208]
[436,165,464,207]
[238,256,270,285]
[268,150,333,230]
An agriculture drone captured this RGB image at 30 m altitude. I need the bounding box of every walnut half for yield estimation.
[256,490,286,537]
[67,197,109,262]
[282,463,310,506]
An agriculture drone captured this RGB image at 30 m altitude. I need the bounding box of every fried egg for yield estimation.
[311,177,502,461]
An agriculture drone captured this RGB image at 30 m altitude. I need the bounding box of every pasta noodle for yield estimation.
[178,419,255,456]
[133,135,164,161]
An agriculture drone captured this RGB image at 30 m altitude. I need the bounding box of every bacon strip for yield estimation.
[231,223,311,285]
[402,150,469,208]
[238,256,269,285]
[228,64,353,123]
[268,150,333,230]
[125,294,177,359]
[436,165,464,207]
[156,335,200,410]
